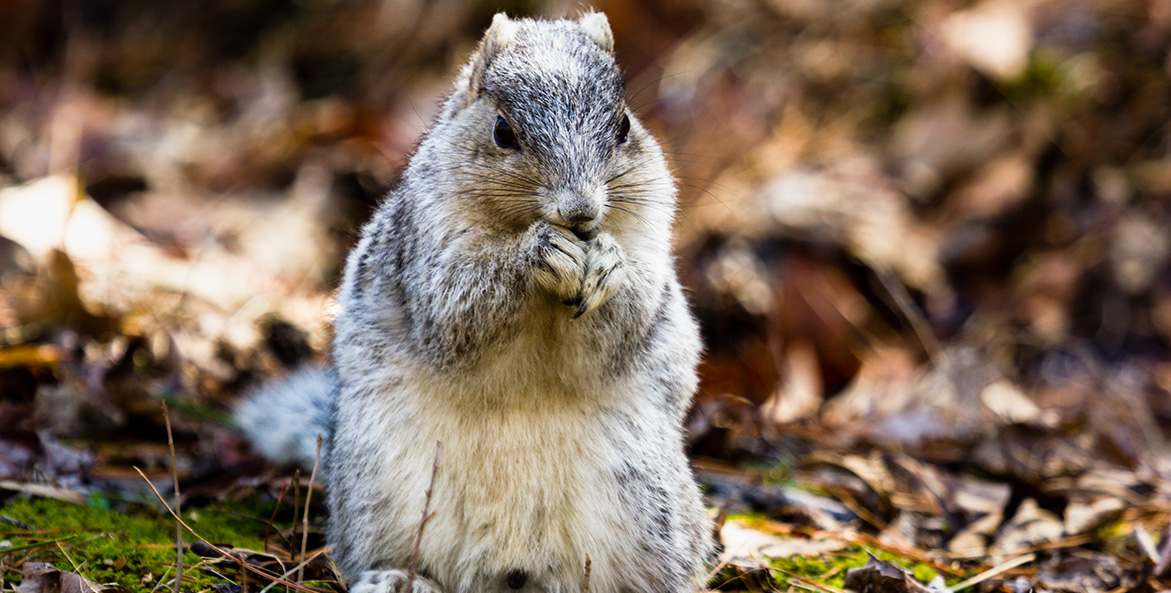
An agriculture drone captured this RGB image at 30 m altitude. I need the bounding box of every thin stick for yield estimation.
[55,541,98,593]
[405,441,441,593]
[704,553,735,581]
[873,269,942,366]
[260,550,326,593]
[148,566,173,593]
[298,436,323,584]
[292,469,301,549]
[264,479,291,553]
[582,555,592,593]
[162,401,183,593]
[132,467,320,593]
[950,553,1035,592]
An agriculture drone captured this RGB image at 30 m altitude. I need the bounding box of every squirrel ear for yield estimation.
[469,13,520,93]
[578,11,613,52]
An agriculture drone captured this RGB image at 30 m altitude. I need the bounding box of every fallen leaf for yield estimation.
[1034,553,1126,593]
[1064,497,1125,536]
[991,498,1065,556]
[942,0,1033,81]
[14,561,115,593]
[718,522,846,570]
[843,554,943,593]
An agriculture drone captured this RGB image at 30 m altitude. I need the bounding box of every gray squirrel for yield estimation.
[236,12,712,593]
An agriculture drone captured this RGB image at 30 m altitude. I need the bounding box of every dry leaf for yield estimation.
[718,522,846,570]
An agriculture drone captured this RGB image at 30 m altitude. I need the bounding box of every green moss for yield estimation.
[768,552,835,582]
[715,517,967,591]
[4,501,967,592]
[912,563,940,583]
[0,496,280,591]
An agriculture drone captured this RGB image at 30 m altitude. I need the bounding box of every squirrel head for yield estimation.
[466,12,614,98]
[427,13,675,240]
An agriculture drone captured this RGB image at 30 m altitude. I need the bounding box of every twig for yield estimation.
[0,536,79,554]
[264,479,291,554]
[1134,527,1160,564]
[132,466,320,593]
[704,554,735,582]
[406,441,441,593]
[582,555,591,593]
[949,553,1035,592]
[775,568,848,593]
[298,435,323,584]
[786,578,846,593]
[162,401,183,593]
[292,469,302,549]
[148,566,174,593]
[0,516,37,530]
[872,269,942,366]
[55,541,99,593]
[324,554,346,590]
[261,550,326,593]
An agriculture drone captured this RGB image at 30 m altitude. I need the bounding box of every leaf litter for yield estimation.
[2,0,1171,591]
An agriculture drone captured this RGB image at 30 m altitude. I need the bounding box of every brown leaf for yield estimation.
[843,554,941,593]
[14,561,113,593]
[1035,553,1126,593]
[991,498,1065,556]
[1064,497,1125,537]
[718,522,847,570]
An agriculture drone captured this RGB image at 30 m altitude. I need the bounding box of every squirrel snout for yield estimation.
[556,205,600,241]
[557,203,600,226]
[554,190,604,234]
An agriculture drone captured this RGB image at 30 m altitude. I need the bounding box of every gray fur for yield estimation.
[238,12,711,593]
[235,365,334,466]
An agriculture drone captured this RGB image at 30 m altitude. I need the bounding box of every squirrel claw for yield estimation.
[573,302,588,319]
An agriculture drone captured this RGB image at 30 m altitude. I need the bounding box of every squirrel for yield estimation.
[235,12,711,593]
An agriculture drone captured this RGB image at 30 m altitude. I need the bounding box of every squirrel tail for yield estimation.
[234,365,336,468]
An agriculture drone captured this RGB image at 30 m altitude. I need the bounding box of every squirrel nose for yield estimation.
[559,207,597,225]
[557,206,600,241]
[553,186,605,237]
[556,199,600,227]
[555,201,599,225]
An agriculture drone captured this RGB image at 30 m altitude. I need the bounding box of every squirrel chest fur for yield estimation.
[238,11,711,593]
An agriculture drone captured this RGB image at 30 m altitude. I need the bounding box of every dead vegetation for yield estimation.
[1,0,1171,591]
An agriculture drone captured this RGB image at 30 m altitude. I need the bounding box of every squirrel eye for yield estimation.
[617,114,631,144]
[494,116,519,150]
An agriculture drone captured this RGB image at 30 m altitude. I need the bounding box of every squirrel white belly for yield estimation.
[237,12,711,593]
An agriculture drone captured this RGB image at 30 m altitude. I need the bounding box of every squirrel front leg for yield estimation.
[525,222,627,317]
[526,220,587,302]
[575,231,627,317]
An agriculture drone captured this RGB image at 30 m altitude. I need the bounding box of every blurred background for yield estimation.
[1,0,1171,590]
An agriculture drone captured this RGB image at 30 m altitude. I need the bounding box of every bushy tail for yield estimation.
[234,365,337,468]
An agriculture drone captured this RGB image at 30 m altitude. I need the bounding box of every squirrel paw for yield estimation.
[350,570,445,593]
[575,232,627,318]
[528,222,586,301]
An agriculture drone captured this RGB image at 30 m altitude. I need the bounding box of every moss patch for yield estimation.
[716,515,966,591]
[0,496,277,591]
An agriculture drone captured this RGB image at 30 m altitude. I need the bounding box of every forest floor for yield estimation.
[3,0,1171,591]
